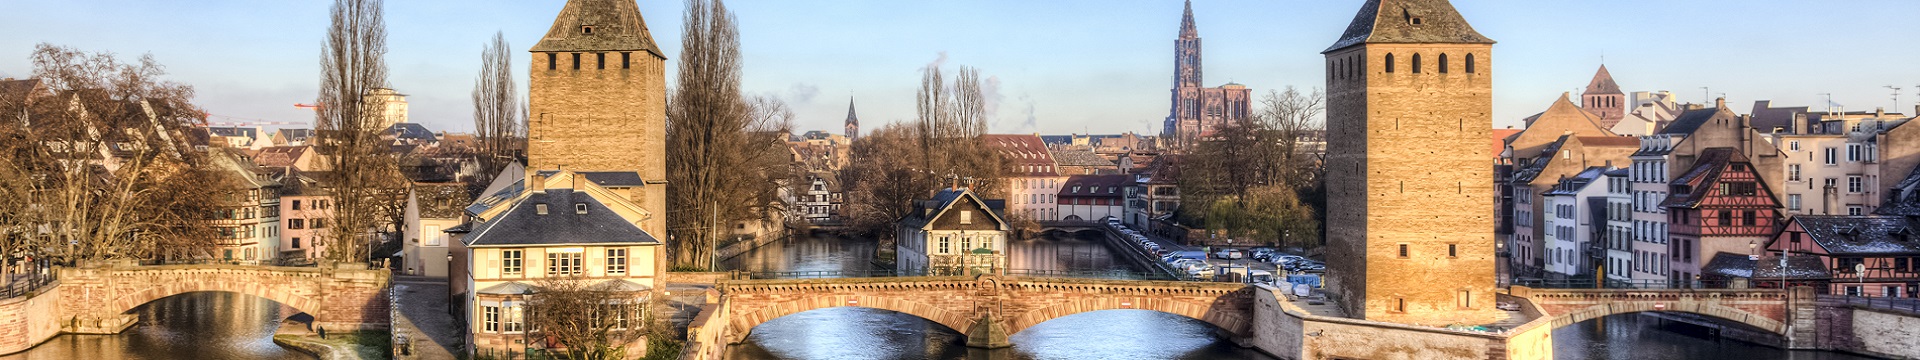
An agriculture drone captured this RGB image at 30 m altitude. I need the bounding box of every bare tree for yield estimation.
[666,0,796,269]
[471,31,524,193]
[1176,86,1325,247]
[0,44,220,265]
[527,275,649,360]
[314,0,393,264]
[839,65,1008,247]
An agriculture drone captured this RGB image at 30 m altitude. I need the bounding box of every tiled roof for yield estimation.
[414,183,471,219]
[983,134,1059,177]
[1575,136,1639,147]
[1662,148,1748,208]
[1051,148,1114,167]
[1491,128,1522,158]
[1584,65,1622,95]
[464,189,659,247]
[1791,216,1920,256]
[898,188,1006,229]
[1324,0,1495,54]
[0,78,44,106]
[1059,174,1130,199]
[530,0,664,58]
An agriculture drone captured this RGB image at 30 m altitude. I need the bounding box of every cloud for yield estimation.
[983,75,1003,129]
[1018,94,1038,133]
[786,82,819,104]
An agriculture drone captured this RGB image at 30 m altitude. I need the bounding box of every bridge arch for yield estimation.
[1005,297,1251,337]
[108,278,323,316]
[1545,302,1785,334]
[726,295,972,343]
[57,264,390,331]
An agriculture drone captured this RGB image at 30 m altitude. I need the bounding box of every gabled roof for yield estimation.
[1789,216,1920,256]
[386,123,436,141]
[1542,166,1607,196]
[1051,147,1115,168]
[1584,65,1622,95]
[464,188,659,247]
[1323,0,1495,54]
[983,134,1058,177]
[1659,108,1723,135]
[1877,165,1920,216]
[1662,148,1767,208]
[1059,174,1130,198]
[530,0,665,58]
[0,78,46,106]
[898,188,1008,231]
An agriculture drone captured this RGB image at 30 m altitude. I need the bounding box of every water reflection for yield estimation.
[719,233,879,273]
[1006,232,1143,274]
[1552,313,1875,360]
[2,291,310,360]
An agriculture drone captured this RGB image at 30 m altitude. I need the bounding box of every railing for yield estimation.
[1,271,57,299]
[730,268,1195,281]
[1001,269,1182,281]
[1511,277,1744,290]
[1819,294,1920,315]
[730,269,912,280]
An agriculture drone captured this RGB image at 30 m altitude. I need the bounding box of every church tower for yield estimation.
[844,97,860,141]
[1322,0,1502,325]
[1164,0,1202,148]
[527,0,668,235]
[1581,65,1626,129]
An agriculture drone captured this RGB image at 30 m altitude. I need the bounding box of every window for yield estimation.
[572,53,581,70]
[424,225,442,246]
[548,251,583,275]
[502,250,523,275]
[1439,54,1449,73]
[1789,164,1802,181]
[504,304,525,333]
[960,210,973,225]
[483,305,500,332]
[1789,194,1802,211]
[1385,53,1395,73]
[1825,147,1838,165]
[1789,140,1801,151]
[1398,243,1410,258]
[547,53,557,70]
[288,219,305,229]
[581,25,594,35]
[1394,297,1406,312]
[317,200,327,209]
[1743,211,1756,226]
[596,52,605,69]
[1465,54,1476,73]
[1848,205,1864,216]
[575,203,588,214]
[292,237,301,248]
[292,200,302,210]
[621,52,631,69]
[311,218,326,229]
[1448,244,1458,258]
[1412,53,1422,73]
[1458,290,1470,308]
[1846,286,1863,296]
[938,236,951,254]
[1848,144,1862,162]
[606,248,627,275]
[536,203,549,215]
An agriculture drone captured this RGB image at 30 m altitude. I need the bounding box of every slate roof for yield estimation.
[276,128,314,144]
[1059,174,1130,199]
[464,189,659,247]
[898,188,1007,230]
[1700,253,1754,279]
[1790,216,1920,256]
[1542,167,1607,196]
[534,170,645,187]
[1584,65,1622,95]
[466,179,526,217]
[386,123,436,141]
[477,281,536,295]
[1877,166,1920,216]
[1658,108,1722,135]
[1324,0,1495,54]
[0,78,45,106]
[530,0,664,58]
[208,126,258,139]
[1662,148,1749,208]
[1757,254,1834,280]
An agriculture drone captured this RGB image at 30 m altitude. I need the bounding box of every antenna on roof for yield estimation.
[1887,85,1903,111]
[1700,87,1710,105]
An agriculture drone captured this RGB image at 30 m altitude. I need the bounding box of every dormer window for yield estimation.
[575,203,588,214]
[581,26,595,35]
[536,203,549,215]
[1410,16,1424,26]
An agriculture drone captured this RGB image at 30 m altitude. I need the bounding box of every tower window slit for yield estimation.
[1385,53,1395,73]
[597,53,605,69]
[547,53,556,70]
[1439,54,1449,73]
[622,52,631,69]
[572,53,580,70]
[1413,53,1422,73]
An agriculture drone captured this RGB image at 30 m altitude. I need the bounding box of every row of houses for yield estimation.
[1499,66,1920,297]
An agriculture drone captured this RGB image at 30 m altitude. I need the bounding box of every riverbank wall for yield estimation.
[1086,226,1184,279]
[1245,284,1554,360]
[0,282,63,355]
[715,233,788,263]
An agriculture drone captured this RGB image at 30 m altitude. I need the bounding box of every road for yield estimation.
[1107,223,1284,280]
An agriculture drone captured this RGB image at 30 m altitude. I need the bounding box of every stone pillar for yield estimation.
[964,313,1011,348]
[313,268,393,331]
[1788,286,1818,349]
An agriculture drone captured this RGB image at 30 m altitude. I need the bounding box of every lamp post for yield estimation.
[520,288,532,359]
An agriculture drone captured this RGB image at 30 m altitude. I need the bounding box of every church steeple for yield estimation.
[530,0,664,58]
[844,97,860,141]
[1179,0,1198,39]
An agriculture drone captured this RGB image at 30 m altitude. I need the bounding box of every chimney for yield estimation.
[530,172,547,193]
[1876,107,1885,118]
[572,172,586,190]
[1715,97,1726,109]
[1793,113,1808,134]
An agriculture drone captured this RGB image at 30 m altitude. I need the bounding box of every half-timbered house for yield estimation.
[1663,148,1784,285]
[1769,215,1920,297]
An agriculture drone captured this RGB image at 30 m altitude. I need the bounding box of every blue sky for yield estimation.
[3,1,1917,135]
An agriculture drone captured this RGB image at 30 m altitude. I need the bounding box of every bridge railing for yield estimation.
[1818,294,1920,315]
[1510,277,1744,290]
[1,271,56,299]
[729,268,1201,281]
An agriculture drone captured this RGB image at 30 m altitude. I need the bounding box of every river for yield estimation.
[1,291,311,360]
[720,233,1880,360]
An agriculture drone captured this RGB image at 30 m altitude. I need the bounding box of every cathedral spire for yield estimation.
[1179,0,1198,39]
[844,97,860,140]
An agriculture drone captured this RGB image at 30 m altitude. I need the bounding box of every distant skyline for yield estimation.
[3,0,1917,135]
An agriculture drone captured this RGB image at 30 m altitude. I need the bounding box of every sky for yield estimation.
[3,0,1918,135]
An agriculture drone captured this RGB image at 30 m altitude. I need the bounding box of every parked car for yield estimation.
[1212,248,1245,260]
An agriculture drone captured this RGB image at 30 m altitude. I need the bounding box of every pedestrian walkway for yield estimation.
[391,277,461,360]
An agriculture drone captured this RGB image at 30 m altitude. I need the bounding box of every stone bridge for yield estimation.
[715,275,1253,348]
[1511,286,1795,335]
[56,262,392,333]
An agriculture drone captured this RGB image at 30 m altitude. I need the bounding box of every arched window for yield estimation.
[1385,53,1395,73]
[1329,60,1336,80]
[1439,54,1449,73]
[1413,53,1423,73]
[1466,54,1477,73]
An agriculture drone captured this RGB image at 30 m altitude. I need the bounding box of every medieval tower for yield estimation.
[527,0,668,235]
[1581,64,1626,128]
[1322,0,1503,325]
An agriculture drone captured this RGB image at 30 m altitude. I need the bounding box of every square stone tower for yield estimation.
[528,0,668,234]
[1322,0,1503,325]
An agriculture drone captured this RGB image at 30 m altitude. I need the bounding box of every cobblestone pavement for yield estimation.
[393,276,461,360]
